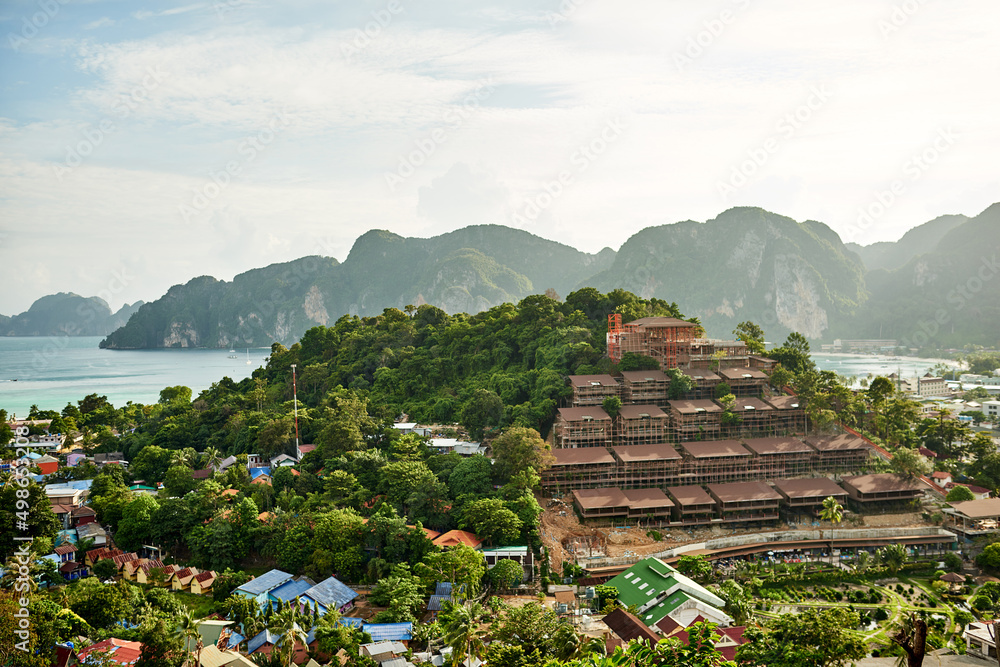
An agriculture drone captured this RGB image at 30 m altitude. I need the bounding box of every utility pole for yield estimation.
[291,364,300,451]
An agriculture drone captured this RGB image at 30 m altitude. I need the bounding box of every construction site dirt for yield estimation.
[538,493,932,575]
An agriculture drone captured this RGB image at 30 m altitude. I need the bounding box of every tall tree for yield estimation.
[736,608,865,667]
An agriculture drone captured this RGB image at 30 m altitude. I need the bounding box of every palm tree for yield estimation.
[855,550,871,573]
[270,608,308,667]
[170,449,193,468]
[202,447,222,471]
[173,610,203,667]
[440,600,486,667]
[820,496,843,525]
[878,543,908,576]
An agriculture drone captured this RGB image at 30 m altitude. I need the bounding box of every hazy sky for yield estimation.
[1,0,998,314]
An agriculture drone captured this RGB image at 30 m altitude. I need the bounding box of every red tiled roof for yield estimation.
[192,468,213,479]
[71,505,97,516]
[51,504,73,515]
[54,544,77,555]
[432,530,483,549]
[194,571,216,583]
[140,560,164,573]
[78,638,143,665]
[114,553,140,568]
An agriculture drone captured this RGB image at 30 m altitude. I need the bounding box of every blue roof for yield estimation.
[249,467,271,479]
[235,569,293,596]
[434,582,453,596]
[304,576,357,609]
[363,622,412,642]
[247,629,278,654]
[226,632,245,650]
[269,579,312,603]
[337,617,364,628]
[428,595,450,611]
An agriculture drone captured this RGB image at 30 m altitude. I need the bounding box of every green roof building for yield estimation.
[604,557,730,629]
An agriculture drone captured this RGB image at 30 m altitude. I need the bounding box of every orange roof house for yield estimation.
[190,570,217,595]
[432,530,483,550]
[77,638,143,666]
[172,567,199,590]
[135,560,166,585]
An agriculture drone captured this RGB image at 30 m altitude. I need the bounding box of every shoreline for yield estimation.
[811,352,964,368]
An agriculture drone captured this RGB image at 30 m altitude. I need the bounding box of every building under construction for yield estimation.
[619,370,671,404]
[541,433,874,494]
[563,472,919,528]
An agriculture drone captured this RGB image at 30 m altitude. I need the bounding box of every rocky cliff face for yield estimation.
[96,204,1000,350]
[583,208,866,341]
[99,227,614,349]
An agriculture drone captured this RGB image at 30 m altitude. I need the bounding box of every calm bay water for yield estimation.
[0,337,266,418]
[0,336,963,418]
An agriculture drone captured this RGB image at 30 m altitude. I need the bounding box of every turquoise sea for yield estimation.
[0,337,962,418]
[0,337,266,418]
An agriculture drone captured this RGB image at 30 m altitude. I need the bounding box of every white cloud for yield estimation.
[84,17,117,30]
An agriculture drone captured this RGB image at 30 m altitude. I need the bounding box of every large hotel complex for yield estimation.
[541,317,925,528]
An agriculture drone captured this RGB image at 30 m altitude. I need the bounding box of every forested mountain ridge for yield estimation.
[77,201,1000,349]
[582,207,867,341]
[0,293,142,337]
[846,214,968,272]
[838,202,1000,348]
[100,225,615,349]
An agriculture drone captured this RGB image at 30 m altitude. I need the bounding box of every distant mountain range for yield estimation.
[0,293,142,337]
[7,204,998,350]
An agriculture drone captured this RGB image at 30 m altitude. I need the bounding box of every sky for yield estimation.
[1,0,998,314]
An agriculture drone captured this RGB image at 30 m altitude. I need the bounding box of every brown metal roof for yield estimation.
[557,407,611,421]
[612,443,682,462]
[678,368,721,382]
[618,404,668,419]
[719,368,769,381]
[772,477,848,500]
[667,485,716,506]
[573,488,628,510]
[948,498,1000,519]
[602,608,661,645]
[568,374,619,388]
[841,473,925,494]
[727,397,774,413]
[764,395,802,410]
[708,481,782,503]
[554,590,575,604]
[551,448,616,466]
[621,488,674,509]
[803,434,869,451]
[681,440,750,459]
[623,317,698,329]
[668,399,723,414]
[620,370,669,383]
[742,437,812,456]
